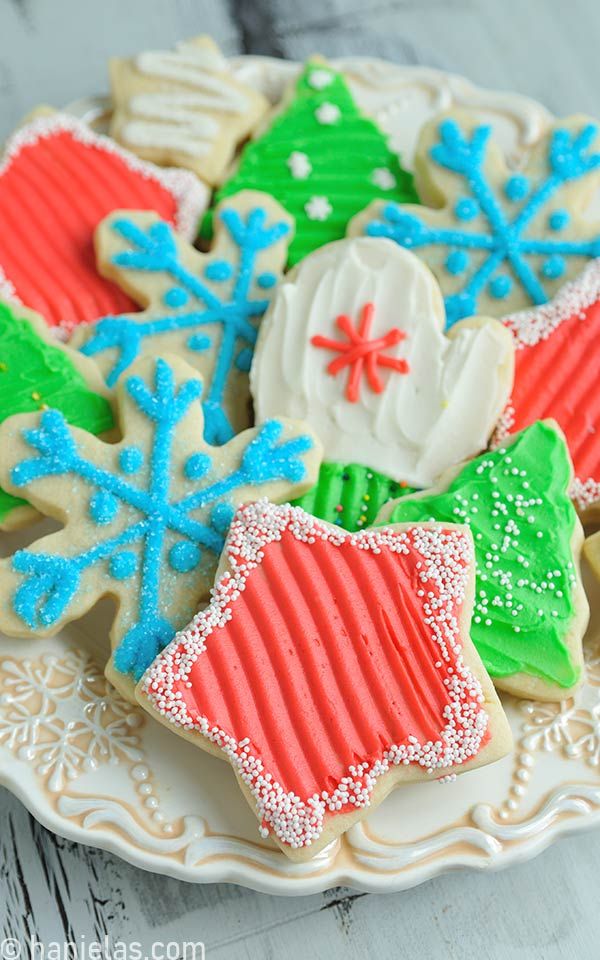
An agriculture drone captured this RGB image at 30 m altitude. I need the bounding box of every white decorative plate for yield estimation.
[2,56,599,895]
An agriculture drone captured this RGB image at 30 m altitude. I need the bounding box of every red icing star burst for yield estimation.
[311,301,410,403]
[142,500,493,854]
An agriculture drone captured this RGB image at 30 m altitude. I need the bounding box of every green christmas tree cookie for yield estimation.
[377,421,587,701]
[207,60,418,265]
[0,300,113,529]
[291,461,414,532]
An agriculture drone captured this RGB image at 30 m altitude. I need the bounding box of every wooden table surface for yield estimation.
[1,1,600,957]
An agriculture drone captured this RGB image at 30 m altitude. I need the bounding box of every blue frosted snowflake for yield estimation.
[364,119,600,326]
[6,357,314,683]
[81,202,290,445]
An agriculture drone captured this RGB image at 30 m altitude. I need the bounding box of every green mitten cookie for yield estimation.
[292,461,414,532]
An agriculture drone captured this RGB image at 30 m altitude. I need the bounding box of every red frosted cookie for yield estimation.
[139,499,512,861]
[495,261,600,518]
[0,113,207,331]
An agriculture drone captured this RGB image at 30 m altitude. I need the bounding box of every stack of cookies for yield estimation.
[0,35,599,861]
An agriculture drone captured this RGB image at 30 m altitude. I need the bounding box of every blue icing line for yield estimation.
[235,346,253,372]
[364,119,600,327]
[81,206,290,445]
[8,359,314,683]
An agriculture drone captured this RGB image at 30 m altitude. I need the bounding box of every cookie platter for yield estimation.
[0,50,600,894]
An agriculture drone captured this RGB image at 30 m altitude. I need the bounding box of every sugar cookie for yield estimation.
[352,111,600,326]
[0,355,320,701]
[377,421,587,700]
[139,499,512,861]
[251,236,514,488]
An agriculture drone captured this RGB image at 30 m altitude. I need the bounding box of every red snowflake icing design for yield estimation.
[142,500,491,853]
[310,301,410,402]
[495,260,600,511]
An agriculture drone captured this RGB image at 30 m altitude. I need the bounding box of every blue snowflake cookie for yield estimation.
[0,355,321,700]
[350,110,600,327]
[75,190,294,446]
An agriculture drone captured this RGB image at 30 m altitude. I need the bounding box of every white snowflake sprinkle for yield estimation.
[304,196,333,221]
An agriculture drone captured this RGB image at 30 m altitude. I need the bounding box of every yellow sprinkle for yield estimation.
[359,514,367,523]
[31,391,42,401]
[441,399,449,409]
[364,494,371,502]
[0,361,7,371]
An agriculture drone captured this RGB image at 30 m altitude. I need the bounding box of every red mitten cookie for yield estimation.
[0,113,207,330]
[495,261,600,519]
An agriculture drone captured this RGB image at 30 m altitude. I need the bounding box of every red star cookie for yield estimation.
[139,500,511,861]
[0,113,207,331]
[495,260,600,518]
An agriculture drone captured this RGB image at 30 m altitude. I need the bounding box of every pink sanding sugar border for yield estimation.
[0,112,209,238]
[141,500,491,852]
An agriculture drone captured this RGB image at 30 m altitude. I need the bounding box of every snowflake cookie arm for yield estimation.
[74,191,294,445]
[0,354,320,703]
[349,109,600,327]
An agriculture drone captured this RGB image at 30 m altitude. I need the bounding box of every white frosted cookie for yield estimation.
[109,35,269,185]
[251,236,514,489]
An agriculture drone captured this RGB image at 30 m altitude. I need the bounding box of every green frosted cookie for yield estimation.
[292,461,414,532]
[377,421,587,700]
[205,60,418,265]
[0,300,113,529]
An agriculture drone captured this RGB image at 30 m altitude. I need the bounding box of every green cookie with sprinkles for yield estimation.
[377,420,588,700]
[204,58,418,265]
